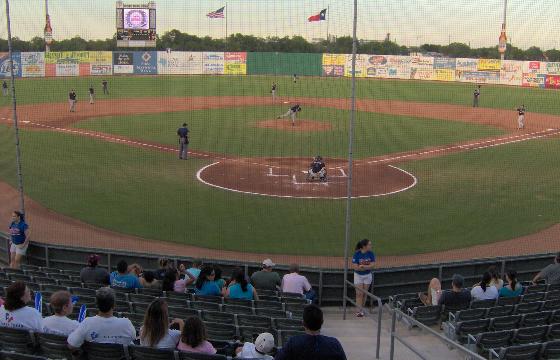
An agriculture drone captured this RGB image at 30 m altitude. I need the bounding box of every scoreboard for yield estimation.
[116,1,156,47]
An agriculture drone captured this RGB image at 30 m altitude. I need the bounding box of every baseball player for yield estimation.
[308,156,327,181]
[293,73,298,83]
[68,89,77,112]
[271,82,277,101]
[88,85,95,104]
[473,85,480,108]
[277,104,301,126]
[1,81,7,96]
[177,123,190,159]
[516,105,526,129]
[102,80,108,95]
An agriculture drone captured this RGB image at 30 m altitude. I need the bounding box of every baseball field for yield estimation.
[1,75,559,262]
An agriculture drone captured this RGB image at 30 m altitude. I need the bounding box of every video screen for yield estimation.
[123,8,150,30]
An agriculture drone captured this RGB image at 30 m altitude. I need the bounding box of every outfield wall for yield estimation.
[3,50,560,88]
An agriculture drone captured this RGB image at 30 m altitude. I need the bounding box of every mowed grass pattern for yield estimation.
[73,106,503,158]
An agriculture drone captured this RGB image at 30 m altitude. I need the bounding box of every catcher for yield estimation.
[307,155,327,182]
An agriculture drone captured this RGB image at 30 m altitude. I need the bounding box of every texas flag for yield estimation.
[308,9,327,22]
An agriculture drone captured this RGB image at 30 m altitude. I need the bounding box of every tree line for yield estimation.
[1,30,559,62]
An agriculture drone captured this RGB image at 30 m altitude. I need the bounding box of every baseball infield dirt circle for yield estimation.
[197,157,417,199]
[255,119,332,131]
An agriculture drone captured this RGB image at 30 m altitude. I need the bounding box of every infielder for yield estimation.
[271,82,277,101]
[68,89,77,112]
[1,81,7,96]
[517,105,526,129]
[473,85,480,107]
[277,104,302,126]
[88,85,95,104]
[177,123,190,159]
[102,80,109,95]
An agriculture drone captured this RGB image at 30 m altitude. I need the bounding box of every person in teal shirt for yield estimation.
[499,270,523,298]
[225,268,258,301]
[194,266,221,296]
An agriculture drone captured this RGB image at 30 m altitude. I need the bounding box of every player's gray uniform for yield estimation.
[278,105,301,126]
[473,88,480,107]
[271,84,277,101]
[68,91,77,112]
[177,125,190,159]
[89,87,95,104]
[517,106,526,129]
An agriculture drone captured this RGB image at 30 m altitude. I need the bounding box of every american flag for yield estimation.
[206,6,225,18]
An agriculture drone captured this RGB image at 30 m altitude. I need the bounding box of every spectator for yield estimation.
[140,271,161,289]
[128,263,143,278]
[177,316,217,354]
[43,291,79,336]
[178,263,187,279]
[251,259,281,291]
[68,287,136,348]
[274,305,346,360]
[110,260,142,289]
[0,281,43,331]
[532,253,560,285]
[139,299,183,348]
[499,270,523,298]
[175,269,195,293]
[9,210,30,269]
[213,265,226,291]
[281,264,315,302]
[187,260,202,279]
[418,278,442,306]
[155,258,173,280]
[194,266,221,296]
[470,272,499,301]
[226,268,259,301]
[437,274,471,307]
[236,332,275,359]
[80,254,109,285]
[161,269,179,293]
[352,239,376,317]
[488,266,504,290]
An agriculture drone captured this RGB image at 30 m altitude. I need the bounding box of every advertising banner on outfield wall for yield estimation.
[385,56,411,79]
[455,58,479,71]
[365,55,391,78]
[433,57,456,69]
[0,52,21,78]
[456,71,500,83]
[545,62,560,75]
[434,69,455,81]
[224,52,246,75]
[478,59,501,72]
[55,63,79,76]
[522,73,546,88]
[113,52,134,74]
[500,60,523,86]
[158,52,203,75]
[203,52,224,74]
[322,54,346,77]
[523,61,543,74]
[410,56,434,80]
[21,52,45,77]
[546,75,560,89]
[45,51,90,64]
[344,54,367,77]
[133,51,157,74]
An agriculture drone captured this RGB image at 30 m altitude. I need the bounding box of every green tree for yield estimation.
[525,46,544,61]
[545,49,560,62]
[442,42,471,58]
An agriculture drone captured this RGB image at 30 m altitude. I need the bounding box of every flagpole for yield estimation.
[225,2,228,49]
[326,5,330,42]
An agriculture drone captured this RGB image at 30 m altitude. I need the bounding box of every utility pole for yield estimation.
[499,0,508,60]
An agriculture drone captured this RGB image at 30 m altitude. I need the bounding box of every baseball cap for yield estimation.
[255,332,275,354]
[262,259,275,267]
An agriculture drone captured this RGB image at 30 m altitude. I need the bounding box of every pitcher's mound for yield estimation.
[256,119,332,132]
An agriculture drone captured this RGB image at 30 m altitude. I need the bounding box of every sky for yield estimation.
[1,0,560,49]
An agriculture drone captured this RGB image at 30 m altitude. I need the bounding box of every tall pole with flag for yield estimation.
[44,0,53,52]
[206,6,226,48]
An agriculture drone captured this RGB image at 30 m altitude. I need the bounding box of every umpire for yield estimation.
[177,123,190,159]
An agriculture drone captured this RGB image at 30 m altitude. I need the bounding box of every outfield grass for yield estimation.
[0,125,558,256]
[2,75,560,115]
[73,106,504,158]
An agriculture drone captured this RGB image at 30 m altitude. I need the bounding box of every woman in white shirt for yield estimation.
[470,272,499,301]
[0,281,43,332]
[43,290,79,336]
[139,298,183,348]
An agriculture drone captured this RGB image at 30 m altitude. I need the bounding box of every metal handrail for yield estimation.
[389,307,485,360]
[343,279,382,359]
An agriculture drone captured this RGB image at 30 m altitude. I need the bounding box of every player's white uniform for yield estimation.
[278,105,300,126]
[517,107,526,129]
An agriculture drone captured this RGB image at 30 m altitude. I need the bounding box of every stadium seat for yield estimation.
[273,318,304,331]
[203,322,236,341]
[137,288,163,297]
[40,284,67,293]
[284,303,305,319]
[82,342,127,360]
[256,289,278,297]
[513,325,549,345]
[223,298,252,307]
[128,294,157,304]
[8,274,32,283]
[547,290,560,301]
[164,292,191,301]
[36,332,73,360]
[83,283,104,290]
[470,299,496,309]
[282,297,309,305]
[57,280,82,288]
[201,310,235,325]
[34,277,57,285]
[21,265,41,272]
[548,323,560,340]
[496,296,521,306]
[223,305,253,315]
[238,326,275,343]
[490,315,522,331]
[521,292,546,303]
[515,302,543,314]
[45,273,70,281]
[23,271,45,278]
[520,311,552,327]
[40,268,60,274]
[280,292,304,300]
[168,306,198,320]
[489,343,541,360]
[61,270,81,277]
[192,295,223,304]
[164,297,190,308]
[131,302,151,314]
[236,314,272,329]
[541,340,560,359]
[190,301,221,312]
[525,284,547,293]
[258,295,282,302]
[255,308,286,319]
[177,351,227,360]
[449,319,490,343]
[120,312,145,329]
[278,329,305,347]
[487,305,515,318]
[254,300,283,310]
[449,308,487,323]
[468,330,514,355]
[0,327,36,354]
[549,284,560,292]
[3,268,24,275]
[0,351,46,360]
[408,305,441,326]
[128,345,175,360]
[544,299,560,311]
[441,302,470,321]
[69,287,97,297]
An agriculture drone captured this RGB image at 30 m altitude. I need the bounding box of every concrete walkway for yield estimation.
[322,306,477,360]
